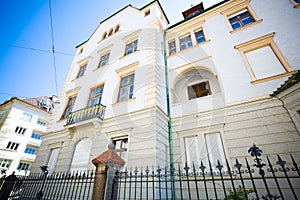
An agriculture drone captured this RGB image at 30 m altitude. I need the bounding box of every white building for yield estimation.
[32,0,300,173]
[0,96,55,176]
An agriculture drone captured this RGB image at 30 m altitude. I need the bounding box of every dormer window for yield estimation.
[102,32,107,40]
[144,9,150,17]
[108,29,113,37]
[115,25,120,33]
[182,3,204,19]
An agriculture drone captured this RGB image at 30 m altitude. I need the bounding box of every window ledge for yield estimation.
[119,50,139,60]
[230,19,263,34]
[71,75,85,82]
[251,70,297,84]
[167,40,211,58]
[93,64,108,72]
[112,97,136,106]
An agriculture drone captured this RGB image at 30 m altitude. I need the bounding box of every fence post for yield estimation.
[91,144,125,200]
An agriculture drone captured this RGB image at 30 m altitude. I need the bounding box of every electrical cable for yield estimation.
[0,43,74,56]
[48,0,59,96]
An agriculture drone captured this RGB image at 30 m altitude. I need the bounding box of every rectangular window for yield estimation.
[6,141,20,151]
[245,46,286,80]
[31,133,42,140]
[47,148,60,174]
[194,29,205,44]
[234,33,292,83]
[118,74,135,102]
[168,40,176,55]
[184,133,226,171]
[184,135,200,167]
[25,147,36,155]
[228,9,254,30]
[0,158,12,170]
[37,120,47,126]
[188,81,211,100]
[98,52,110,67]
[76,64,87,78]
[113,138,128,161]
[179,34,193,50]
[17,162,30,171]
[205,133,226,169]
[14,126,26,135]
[61,96,77,119]
[125,39,138,56]
[21,112,32,122]
[88,85,104,106]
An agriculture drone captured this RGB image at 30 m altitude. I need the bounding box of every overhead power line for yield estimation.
[0,43,74,56]
[48,0,59,96]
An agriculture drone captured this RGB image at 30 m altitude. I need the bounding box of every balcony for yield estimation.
[66,103,106,126]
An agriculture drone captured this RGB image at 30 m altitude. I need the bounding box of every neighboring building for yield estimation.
[32,0,300,174]
[0,96,56,176]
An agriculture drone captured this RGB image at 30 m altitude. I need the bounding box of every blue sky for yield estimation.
[0,0,220,104]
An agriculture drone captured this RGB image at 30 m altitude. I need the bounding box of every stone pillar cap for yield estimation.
[92,144,125,166]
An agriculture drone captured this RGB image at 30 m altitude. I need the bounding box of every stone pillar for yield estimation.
[91,144,125,200]
[92,163,107,200]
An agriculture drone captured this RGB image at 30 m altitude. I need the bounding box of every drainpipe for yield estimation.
[163,29,174,167]
[163,28,176,199]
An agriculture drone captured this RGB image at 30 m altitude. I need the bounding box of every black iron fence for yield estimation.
[1,145,299,199]
[1,170,94,200]
[112,149,300,199]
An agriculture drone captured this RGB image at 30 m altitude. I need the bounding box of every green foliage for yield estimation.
[225,185,281,200]
[225,185,255,200]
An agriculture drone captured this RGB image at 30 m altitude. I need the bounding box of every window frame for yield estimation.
[234,32,294,84]
[168,39,176,55]
[0,158,12,170]
[61,95,77,119]
[194,29,206,44]
[17,162,30,171]
[124,39,138,56]
[187,81,211,100]
[118,74,135,102]
[221,2,262,33]
[31,133,42,140]
[112,137,128,161]
[88,85,104,107]
[14,126,26,135]
[98,52,110,68]
[6,141,20,151]
[179,34,193,50]
[21,112,33,122]
[76,64,87,78]
[24,147,36,155]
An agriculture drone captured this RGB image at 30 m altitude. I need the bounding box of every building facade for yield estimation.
[0,96,56,176]
[32,0,300,173]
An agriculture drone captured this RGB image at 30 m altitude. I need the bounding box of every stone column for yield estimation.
[92,163,107,200]
[91,144,125,200]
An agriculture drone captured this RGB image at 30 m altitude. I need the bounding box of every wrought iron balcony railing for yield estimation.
[66,103,106,126]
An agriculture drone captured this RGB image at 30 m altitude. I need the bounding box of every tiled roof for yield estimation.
[271,70,300,96]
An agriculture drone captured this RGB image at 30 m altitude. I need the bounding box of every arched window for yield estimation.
[70,138,92,171]
[173,68,221,103]
[114,25,120,33]
[108,28,113,37]
[102,32,107,40]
